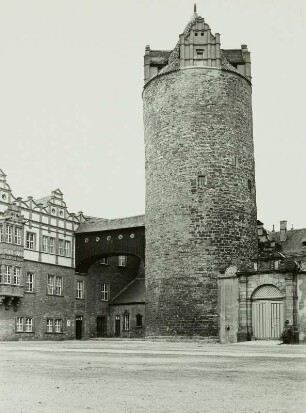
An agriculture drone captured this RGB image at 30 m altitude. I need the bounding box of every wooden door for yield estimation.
[252,300,283,339]
[97,316,107,337]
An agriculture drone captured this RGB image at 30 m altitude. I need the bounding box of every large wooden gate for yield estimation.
[252,285,284,340]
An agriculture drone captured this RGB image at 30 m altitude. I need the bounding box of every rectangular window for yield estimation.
[58,239,64,256]
[42,236,48,252]
[54,319,62,333]
[0,224,3,242]
[47,275,54,295]
[55,276,62,295]
[101,283,109,301]
[14,227,22,245]
[4,265,11,284]
[16,317,34,333]
[26,232,35,250]
[42,236,55,254]
[76,281,84,299]
[46,319,53,333]
[123,314,130,331]
[47,275,63,296]
[13,267,21,285]
[49,237,54,254]
[198,175,207,187]
[26,273,34,292]
[25,318,33,332]
[64,241,71,257]
[5,225,13,243]
[118,255,127,267]
[16,317,23,332]
[100,257,109,265]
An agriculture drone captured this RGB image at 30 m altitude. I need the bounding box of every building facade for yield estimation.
[1,8,306,343]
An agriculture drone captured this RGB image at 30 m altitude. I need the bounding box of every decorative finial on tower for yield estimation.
[192,3,198,18]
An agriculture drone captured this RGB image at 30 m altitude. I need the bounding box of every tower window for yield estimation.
[195,32,198,36]
[201,32,204,36]
[248,179,252,192]
[198,175,207,187]
[196,49,204,58]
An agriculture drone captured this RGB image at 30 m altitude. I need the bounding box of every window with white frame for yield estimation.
[16,317,34,333]
[55,276,62,295]
[46,318,62,333]
[42,236,48,252]
[118,255,127,267]
[64,241,71,257]
[101,283,109,301]
[46,319,53,333]
[13,267,21,285]
[42,236,55,254]
[3,265,12,284]
[49,237,54,254]
[47,275,63,296]
[5,224,13,243]
[25,318,33,332]
[123,313,130,331]
[76,280,84,299]
[26,232,35,250]
[54,319,62,333]
[14,227,22,245]
[26,272,34,292]
[100,257,109,265]
[47,275,54,294]
[58,239,64,256]
[16,317,23,332]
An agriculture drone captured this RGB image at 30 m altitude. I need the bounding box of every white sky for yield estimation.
[0,0,305,231]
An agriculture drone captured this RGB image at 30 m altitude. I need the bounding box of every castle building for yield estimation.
[0,8,306,343]
[143,8,257,338]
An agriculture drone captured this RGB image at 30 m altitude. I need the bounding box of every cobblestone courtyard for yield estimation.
[0,340,305,413]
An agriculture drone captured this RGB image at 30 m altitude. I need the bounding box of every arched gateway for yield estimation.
[252,284,284,340]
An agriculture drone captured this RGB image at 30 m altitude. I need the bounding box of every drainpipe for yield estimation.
[292,267,299,344]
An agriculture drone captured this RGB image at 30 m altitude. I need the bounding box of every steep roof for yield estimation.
[271,228,306,258]
[76,214,145,233]
[110,278,145,305]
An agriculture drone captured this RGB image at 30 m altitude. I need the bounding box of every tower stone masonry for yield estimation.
[143,10,258,338]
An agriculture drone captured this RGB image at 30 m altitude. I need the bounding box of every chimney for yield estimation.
[280,220,287,242]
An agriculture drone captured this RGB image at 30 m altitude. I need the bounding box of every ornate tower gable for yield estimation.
[144,6,251,84]
[178,15,221,69]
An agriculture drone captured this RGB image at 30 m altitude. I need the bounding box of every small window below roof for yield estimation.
[302,239,306,247]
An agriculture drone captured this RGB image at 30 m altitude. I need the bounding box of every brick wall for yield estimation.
[0,260,75,340]
[84,255,142,338]
[143,67,258,338]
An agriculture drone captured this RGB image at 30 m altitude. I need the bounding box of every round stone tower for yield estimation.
[143,10,258,338]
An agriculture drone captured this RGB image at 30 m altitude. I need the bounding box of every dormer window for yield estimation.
[302,239,306,247]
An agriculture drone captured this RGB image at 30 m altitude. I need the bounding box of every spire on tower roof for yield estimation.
[192,3,198,18]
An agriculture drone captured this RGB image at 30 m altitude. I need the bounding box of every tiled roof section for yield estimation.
[222,49,244,63]
[220,51,247,79]
[34,196,52,206]
[149,50,171,59]
[158,14,198,76]
[270,228,306,258]
[110,278,145,305]
[76,214,145,233]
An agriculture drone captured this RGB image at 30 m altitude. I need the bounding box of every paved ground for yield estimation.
[0,340,305,413]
